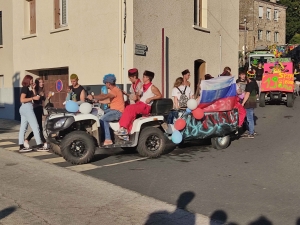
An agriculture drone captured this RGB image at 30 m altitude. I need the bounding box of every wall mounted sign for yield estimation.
[135,44,148,56]
[56,79,63,92]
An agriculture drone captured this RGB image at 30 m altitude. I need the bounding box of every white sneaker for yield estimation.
[19,147,33,153]
[24,141,30,149]
[37,145,49,152]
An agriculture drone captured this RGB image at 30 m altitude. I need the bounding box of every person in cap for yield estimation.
[204,74,214,80]
[123,68,143,104]
[87,74,124,146]
[67,74,86,102]
[240,71,259,139]
[115,70,162,140]
[181,69,191,87]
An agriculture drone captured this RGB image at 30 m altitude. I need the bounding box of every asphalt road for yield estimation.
[1,98,300,224]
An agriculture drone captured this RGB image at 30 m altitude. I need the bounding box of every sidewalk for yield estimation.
[0,119,222,225]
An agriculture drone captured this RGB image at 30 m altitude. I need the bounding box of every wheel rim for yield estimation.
[217,136,228,146]
[69,140,86,157]
[145,135,161,152]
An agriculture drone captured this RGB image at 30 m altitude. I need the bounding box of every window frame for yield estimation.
[0,11,2,45]
[274,32,279,42]
[259,6,263,19]
[266,30,271,41]
[54,0,68,29]
[258,30,263,40]
[266,8,271,20]
[274,9,279,21]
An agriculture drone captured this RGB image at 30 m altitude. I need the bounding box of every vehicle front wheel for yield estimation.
[211,135,231,150]
[259,93,266,107]
[137,127,166,158]
[49,142,61,156]
[60,131,96,164]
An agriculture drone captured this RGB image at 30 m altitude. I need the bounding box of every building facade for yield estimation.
[239,0,286,56]
[0,0,239,120]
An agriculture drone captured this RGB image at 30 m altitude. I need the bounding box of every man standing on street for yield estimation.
[241,71,259,139]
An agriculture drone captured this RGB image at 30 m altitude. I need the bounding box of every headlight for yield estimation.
[54,118,67,129]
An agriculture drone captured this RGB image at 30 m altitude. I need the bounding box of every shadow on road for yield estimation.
[144,191,196,225]
[0,206,17,221]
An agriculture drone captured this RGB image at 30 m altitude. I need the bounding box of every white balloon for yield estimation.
[79,102,92,114]
[187,99,198,110]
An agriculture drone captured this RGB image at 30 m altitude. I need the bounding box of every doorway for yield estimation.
[194,59,206,96]
[39,68,69,108]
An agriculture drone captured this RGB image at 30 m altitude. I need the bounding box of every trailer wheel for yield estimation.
[60,131,95,164]
[211,135,231,150]
[137,127,166,158]
[259,93,266,107]
[287,93,294,107]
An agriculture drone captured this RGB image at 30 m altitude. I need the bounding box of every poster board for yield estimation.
[261,61,294,93]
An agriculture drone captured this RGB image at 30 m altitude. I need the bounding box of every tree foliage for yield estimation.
[289,33,300,44]
[278,0,300,43]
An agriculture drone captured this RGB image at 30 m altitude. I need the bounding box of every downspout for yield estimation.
[219,34,222,74]
[123,0,127,91]
[162,28,165,97]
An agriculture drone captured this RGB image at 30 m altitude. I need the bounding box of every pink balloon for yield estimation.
[174,119,186,131]
[192,108,204,120]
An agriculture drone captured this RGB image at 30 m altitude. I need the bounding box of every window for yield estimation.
[259,6,263,19]
[0,11,2,45]
[0,75,4,105]
[54,0,68,29]
[274,9,279,21]
[258,30,263,40]
[194,0,207,28]
[266,31,271,41]
[266,8,271,20]
[274,32,279,42]
[24,0,36,35]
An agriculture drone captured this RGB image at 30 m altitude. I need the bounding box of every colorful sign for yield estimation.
[261,61,294,92]
[56,79,63,92]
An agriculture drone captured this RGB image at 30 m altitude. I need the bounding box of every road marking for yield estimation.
[66,164,99,172]
[23,151,52,157]
[42,157,66,164]
[5,146,19,151]
[0,141,15,146]
[102,157,148,167]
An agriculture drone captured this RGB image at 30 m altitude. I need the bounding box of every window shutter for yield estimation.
[198,0,202,26]
[30,0,36,34]
[0,11,2,45]
[54,0,60,29]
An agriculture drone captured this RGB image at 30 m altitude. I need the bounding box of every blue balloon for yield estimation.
[171,130,183,144]
[65,100,79,113]
[186,108,192,113]
[101,86,109,110]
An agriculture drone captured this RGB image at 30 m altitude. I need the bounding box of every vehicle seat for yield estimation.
[150,98,173,116]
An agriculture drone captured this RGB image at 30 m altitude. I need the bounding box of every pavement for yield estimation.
[0,119,220,225]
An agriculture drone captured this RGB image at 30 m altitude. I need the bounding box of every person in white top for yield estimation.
[116,70,162,137]
[123,68,143,104]
[171,77,192,109]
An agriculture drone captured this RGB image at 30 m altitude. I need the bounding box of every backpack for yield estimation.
[176,86,189,108]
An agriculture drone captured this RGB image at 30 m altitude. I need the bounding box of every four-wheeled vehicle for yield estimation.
[259,91,295,107]
[45,98,238,165]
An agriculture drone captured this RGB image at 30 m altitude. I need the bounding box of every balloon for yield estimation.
[65,100,79,113]
[192,108,204,120]
[171,130,183,144]
[174,119,186,131]
[186,108,192,113]
[79,102,92,114]
[187,99,198,110]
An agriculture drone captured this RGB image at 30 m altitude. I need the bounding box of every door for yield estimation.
[39,68,69,109]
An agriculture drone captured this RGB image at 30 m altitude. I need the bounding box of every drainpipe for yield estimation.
[123,0,127,91]
[162,28,165,97]
[219,34,222,74]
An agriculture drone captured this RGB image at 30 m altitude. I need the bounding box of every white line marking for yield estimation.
[23,151,52,157]
[5,146,19,151]
[0,141,15,146]
[42,157,66,163]
[66,164,99,172]
[102,157,148,167]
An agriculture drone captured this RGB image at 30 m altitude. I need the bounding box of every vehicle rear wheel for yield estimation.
[287,93,294,107]
[211,135,231,150]
[49,142,61,156]
[259,93,266,107]
[60,131,95,164]
[137,127,166,158]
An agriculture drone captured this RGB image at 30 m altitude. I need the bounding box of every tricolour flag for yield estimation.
[198,76,237,112]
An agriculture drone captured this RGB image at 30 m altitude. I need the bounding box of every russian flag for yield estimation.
[198,76,237,112]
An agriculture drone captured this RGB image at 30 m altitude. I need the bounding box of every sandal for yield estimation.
[103,140,113,146]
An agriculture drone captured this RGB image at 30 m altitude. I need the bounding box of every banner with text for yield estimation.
[261,62,294,92]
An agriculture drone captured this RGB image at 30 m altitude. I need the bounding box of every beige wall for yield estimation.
[11,0,123,85]
[133,0,239,96]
